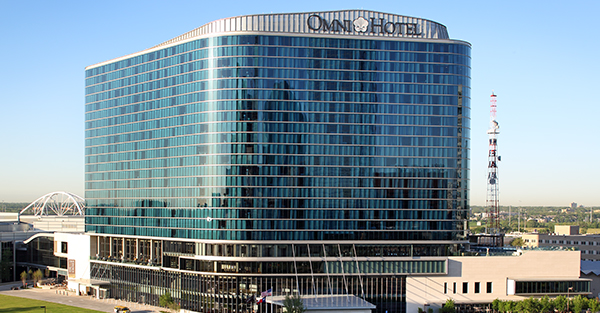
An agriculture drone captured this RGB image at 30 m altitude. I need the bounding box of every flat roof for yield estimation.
[267,295,375,310]
[86,9,459,70]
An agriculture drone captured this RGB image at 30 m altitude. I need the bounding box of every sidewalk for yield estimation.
[0,283,164,313]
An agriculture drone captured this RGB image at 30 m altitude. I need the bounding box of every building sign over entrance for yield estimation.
[68,259,76,278]
[307,14,422,36]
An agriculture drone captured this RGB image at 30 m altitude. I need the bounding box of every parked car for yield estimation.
[114,306,131,313]
[10,286,19,290]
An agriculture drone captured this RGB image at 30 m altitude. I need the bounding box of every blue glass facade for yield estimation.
[85,35,470,241]
[85,11,470,313]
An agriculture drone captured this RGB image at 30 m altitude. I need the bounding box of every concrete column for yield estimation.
[13,238,16,281]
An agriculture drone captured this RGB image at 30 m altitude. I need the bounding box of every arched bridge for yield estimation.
[18,191,85,221]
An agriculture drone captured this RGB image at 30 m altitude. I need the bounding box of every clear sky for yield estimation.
[0,0,598,206]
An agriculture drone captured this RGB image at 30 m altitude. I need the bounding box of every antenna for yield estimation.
[486,92,500,235]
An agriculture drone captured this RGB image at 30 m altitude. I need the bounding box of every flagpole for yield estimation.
[270,286,273,313]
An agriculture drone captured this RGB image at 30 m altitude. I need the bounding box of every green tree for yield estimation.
[510,237,524,247]
[589,298,600,313]
[472,226,486,234]
[32,269,43,286]
[521,297,539,313]
[20,270,27,288]
[554,295,567,313]
[491,299,501,312]
[539,295,553,313]
[159,292,174,308]
[572,295,589,313]
[159,292,180,313]
[514,299,525,313]
[505,301,515,313]
[283,293,306,313]
[167,302,181,312]
[497,301,506,313]
[441,299,455,313]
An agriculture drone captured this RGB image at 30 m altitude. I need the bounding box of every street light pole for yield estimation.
[567,286,573,312]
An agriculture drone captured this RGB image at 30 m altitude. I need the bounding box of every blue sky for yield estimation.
[0,0,598,206]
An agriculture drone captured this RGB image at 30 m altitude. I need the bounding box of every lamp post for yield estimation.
[567,286,573,312]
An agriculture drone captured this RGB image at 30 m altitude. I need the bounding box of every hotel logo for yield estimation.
[307,14,422,36]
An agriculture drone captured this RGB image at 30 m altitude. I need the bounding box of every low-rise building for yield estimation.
[407,250,588,312]
[522,226,600,261]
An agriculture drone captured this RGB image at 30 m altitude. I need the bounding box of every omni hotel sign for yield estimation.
[307,14,422,36]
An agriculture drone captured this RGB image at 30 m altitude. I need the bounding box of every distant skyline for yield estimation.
[1,0,598,206]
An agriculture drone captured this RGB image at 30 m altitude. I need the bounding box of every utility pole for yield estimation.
[509,206,511,229]
[518,207,521,233]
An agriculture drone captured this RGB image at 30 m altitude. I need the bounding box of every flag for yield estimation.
[261,288,272,297]
[245,295,255,303]
[257,297,265,304]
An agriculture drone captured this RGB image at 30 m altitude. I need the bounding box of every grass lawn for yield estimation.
[0,294,104,313]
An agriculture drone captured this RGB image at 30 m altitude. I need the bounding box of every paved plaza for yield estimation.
[0,282,163,313]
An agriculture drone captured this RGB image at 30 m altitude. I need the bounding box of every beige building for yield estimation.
[406,250,587,312]
[521,226,600,261]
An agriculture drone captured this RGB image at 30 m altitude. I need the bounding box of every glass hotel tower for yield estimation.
[85,10,471,313]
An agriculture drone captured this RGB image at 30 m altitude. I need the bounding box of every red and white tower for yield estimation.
[486,92,500,234]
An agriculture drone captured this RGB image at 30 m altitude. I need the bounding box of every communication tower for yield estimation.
[486,92,501,235]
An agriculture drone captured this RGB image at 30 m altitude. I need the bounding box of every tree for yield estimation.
[167,302,180,312]
[539,295,553,313]
[504,301,515,313]
[491,299,500,312]
[20,270,27,288]
[32,269,43,286]
[283,293,306,313]
[554,295,567,313]
[441,299,455,313]
[472,226,486,234]
[521,297,539,313]
[497,301,506,313]
[572,295,589,313]
[159,292,180,313]
[589,298,600,313]
[159,292,174,307]
[510,237,524,247]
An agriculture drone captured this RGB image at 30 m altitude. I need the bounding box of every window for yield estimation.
[61,242,68,254]
[487,282,493,293]
[453,282,456,294]
[475,282,480,293]
[444,282,448,294]
[462,282,468,293]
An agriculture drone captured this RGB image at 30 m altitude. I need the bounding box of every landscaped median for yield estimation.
[0,294,104,313]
